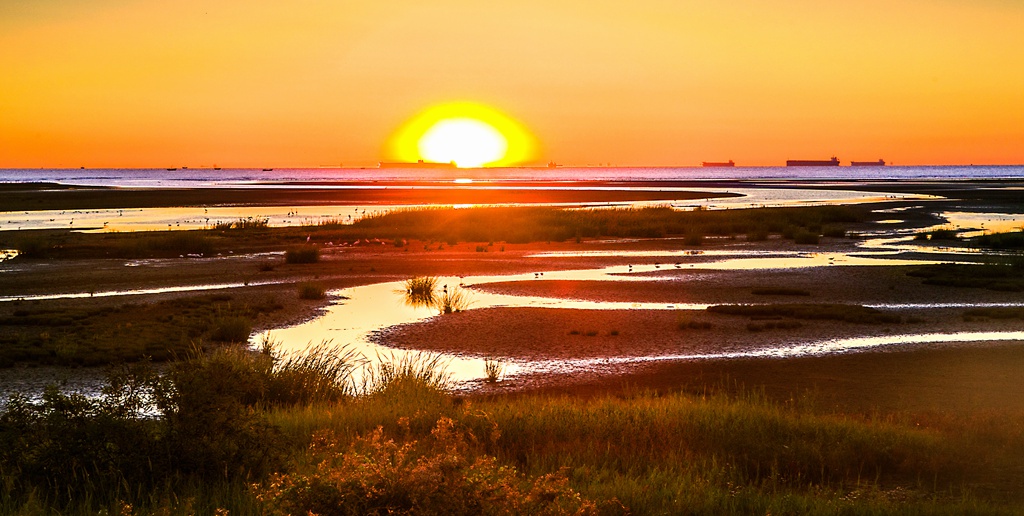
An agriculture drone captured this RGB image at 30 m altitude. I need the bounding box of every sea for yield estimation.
[2,165,1023,188]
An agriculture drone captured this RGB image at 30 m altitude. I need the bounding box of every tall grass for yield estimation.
[361,352,452,397]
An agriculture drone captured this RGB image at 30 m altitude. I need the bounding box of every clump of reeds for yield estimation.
[262,339,365,405]
[285,245,320,264]
[434,286,471,314]
[484,359,504,383]
[297,282,326,300]
[404,276,438,307]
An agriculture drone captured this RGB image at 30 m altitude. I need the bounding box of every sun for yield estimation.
[388,102,537,168]
[418,118,507,168]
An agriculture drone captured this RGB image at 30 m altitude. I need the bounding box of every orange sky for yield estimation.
[1,0,1022,168]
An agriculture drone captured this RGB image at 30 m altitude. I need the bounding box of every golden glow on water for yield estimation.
[388,102,536,167]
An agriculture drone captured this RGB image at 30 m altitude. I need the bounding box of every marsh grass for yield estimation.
[974,229,1024,249]
[208,316,253,342]
[296,281,326,300]
[7,346,1024,515]
[361,352,453,397]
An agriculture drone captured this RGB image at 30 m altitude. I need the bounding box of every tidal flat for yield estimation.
[2,178,1024,514]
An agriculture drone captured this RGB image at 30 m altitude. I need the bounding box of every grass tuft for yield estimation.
[297,282,326,300]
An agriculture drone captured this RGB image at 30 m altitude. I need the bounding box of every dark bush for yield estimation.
[285,245,320,264]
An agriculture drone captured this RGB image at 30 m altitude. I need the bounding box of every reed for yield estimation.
[484,359,504,383]
[434,286,472,314]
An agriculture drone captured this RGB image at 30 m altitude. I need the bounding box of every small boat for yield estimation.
[262,168,274,171]
[702,160,735,167]
[166,168,177,171]
[786,157,840,167]
[850,159,886,166]
[547,161,559,168]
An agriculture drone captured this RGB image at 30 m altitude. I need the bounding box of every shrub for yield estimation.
[404,276,438,307]
[255,420,597,516]
[297,282,326,300]
[285,245,320,264]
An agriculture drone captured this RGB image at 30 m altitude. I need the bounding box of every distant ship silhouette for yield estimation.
[786,157,840,166]
[701,160,735,167]
[850,159,886,166]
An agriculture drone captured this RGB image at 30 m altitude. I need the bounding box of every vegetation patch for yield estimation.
[708,304,901,324]
[0,294,283,366]
[297,281,326,300]
[973,230,1024,250]
[4,344,1024,514]
[284,245,320,264]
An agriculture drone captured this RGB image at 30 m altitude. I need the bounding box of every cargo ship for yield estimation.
[378,159,456,169]
[701,160,735,167]
[850,159,886,166]
[786,157,840,167]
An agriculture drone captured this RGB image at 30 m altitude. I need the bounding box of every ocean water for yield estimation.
[1,165,1022,188]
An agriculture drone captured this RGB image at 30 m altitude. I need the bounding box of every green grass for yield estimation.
[707,304,902,324]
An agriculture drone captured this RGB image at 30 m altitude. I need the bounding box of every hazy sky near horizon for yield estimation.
[1,0,1022,168]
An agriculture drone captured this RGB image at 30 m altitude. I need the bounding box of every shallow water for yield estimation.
[0,187,935,233]
[516,331,1024,375]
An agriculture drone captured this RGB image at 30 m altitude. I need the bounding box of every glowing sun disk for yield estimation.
[388,101,537,168]
[418,118,507,168]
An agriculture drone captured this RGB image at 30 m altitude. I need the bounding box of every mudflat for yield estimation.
[2,179,1023,416]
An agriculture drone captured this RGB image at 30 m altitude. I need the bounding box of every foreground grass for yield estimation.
[265,388,1024,515]
[5,342,1023,515]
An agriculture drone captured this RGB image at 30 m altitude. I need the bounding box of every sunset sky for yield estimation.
[1,0,1022,168]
